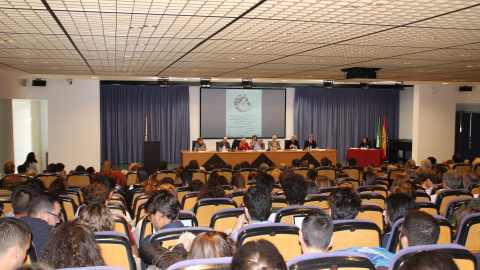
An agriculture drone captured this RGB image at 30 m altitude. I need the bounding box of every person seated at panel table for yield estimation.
[268,135,281,151]
[218,137,231,151]
[194,137,206,151]
[238,138,250,151]
[250,135,264,150]
[358,137,372,149]
[304,134,318,150]
[285,135,299,150]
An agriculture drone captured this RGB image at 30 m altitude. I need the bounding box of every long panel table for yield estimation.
[347,148,383,167]
[181,149,337,168]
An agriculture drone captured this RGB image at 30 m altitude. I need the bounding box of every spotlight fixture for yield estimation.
[158,77,169,88]
[66,79,73,85]
[242,78,252,89]
[323,80,334,89]
[360,82,370,90]
[201,78,211,88]
[395,81,405,90]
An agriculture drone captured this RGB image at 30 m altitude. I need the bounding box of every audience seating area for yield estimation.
[1,159,480,270]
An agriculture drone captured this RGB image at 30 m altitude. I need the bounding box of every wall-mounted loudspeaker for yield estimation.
[459,86,472,92]
[32,79,47,86]
[20,79,27,87]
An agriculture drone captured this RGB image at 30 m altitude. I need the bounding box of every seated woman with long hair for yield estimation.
[77,203,139,257]
[139,231,236,270]
[41,222,105,268]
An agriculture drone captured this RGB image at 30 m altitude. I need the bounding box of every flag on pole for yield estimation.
[376,117,382,148]
[385,117,389,160]
[382,118,387,159]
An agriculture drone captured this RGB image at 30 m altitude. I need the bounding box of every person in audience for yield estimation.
[188,179,203,192]
[292,159,301,167]
[299,210,334,254]
[178,170,193,188]
[3,161,15,175]
[267,168,281,181]
[418,159,432,173]
[422,170,442,195]
[347,158,357,167]
[382,192,416,248]
[86,166,95,175]
[282,173,307,207]
[256,173,275,195]
[453,207,480,238]
[358,137,371,148]
[20,193,61,258]
[23,178,45,196]
[431,169,463,202]
[306,180,318,195]
[404,159,416,170]
[41,222,105,268]
[248,170,259,180]
[463,171,478,188]
[218,137,231,150]
[363,171,377,186]
[452,153,463,164]
[77,203,139,256]
[55,163,66,178]
[74,165,86,172]
[126,166,150,209]
[156,183,177,196]
[399,250,458,270]
[427,156,437,166]
[47,178,68,196]
[392,182,416,199]
[197,181,226,200]
[258,163,269,172]
[16,263,54,270]
[231,173,246,191]
[140,231,235,269]
[268,135,281,150]
[250,135,264,150]
[142,190,184,244]
[304,134,317,150]
[238,138,250,150]
[186,160,200,170]
[0,217,32,270]
[300,160,309,168]
[320,157,332,167]
[94,160,127,191]
[400,210,439,248]
[2,175,23,192]
[231,239,287,270]
[230,186,272,241]
[285,135,299,149]
[10,185,34,217]
[328,185,361,220]
[16,164,27,174]
[194,137,206,151]
[23,152,38,173]
[390,172,409,191]
[315,175,332,188]
[159,177,175,186]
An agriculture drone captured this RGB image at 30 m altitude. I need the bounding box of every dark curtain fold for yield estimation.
[455,111,480,161]
[101,85,189,163]
[294,87,399,160]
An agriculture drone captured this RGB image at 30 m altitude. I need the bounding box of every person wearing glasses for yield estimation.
[19,193,62,258]
[141,189,184,245]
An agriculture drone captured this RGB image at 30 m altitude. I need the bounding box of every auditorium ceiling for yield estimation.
[1,0,480,82]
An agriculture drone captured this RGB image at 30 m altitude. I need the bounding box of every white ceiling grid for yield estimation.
[0,0,479,81]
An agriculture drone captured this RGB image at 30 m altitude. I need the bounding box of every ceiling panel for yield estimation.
[0,0,480,81]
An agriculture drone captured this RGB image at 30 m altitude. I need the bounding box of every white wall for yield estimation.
[12,100,33,168]
[399,87,414,140]
[188,87,295,150]
[29,79,101,171]
[412,84,480,163]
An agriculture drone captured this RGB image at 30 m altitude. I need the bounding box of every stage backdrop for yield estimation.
[100,85,189,163]
[294,87,399,160]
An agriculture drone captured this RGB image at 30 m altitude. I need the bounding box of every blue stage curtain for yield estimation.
[101,85,189,163]
[294,87,399,160]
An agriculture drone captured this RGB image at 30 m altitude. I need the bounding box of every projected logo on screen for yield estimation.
[234,94,252,112]
[226,90,262,138]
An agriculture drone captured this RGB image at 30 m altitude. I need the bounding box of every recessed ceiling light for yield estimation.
[91,77,98,79]
[143,25,157,28]
[404,62,410,65]
[442,83,448,85]
[230,57,236,60]
[246,47,251,50]
[467,65,473,67]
